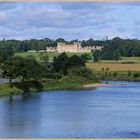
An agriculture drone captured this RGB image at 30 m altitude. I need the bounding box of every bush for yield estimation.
[12,80,43,93]
[113,72,118,77]
[43,73,62,79]
[69,67,94,80]
[128,71,132,76]
[133,72,140,78]
[68,55,85,68]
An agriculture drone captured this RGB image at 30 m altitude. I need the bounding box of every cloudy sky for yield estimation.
[0,2,140,40]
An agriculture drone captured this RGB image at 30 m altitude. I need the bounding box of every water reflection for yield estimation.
[0,93,42,137]
[0,81,140,137]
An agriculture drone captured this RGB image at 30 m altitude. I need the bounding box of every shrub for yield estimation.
[101,68,105,71]
[12,80,43,93]
[128,71,132,76]
[43,73,62,79]
[68,55,85,68]
[69,67,94,80]
[113,72,118,77]
[133,72,140,78]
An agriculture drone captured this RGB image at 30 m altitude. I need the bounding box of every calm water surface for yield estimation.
[0,80,140,138]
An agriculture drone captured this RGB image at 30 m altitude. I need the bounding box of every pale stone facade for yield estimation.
[46,42,104,53]
[46,47,57,52]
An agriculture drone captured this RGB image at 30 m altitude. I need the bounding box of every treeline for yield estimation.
[92,37,140,61]
[1,37,140,62]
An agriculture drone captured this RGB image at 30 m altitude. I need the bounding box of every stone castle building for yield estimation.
[46,42,104,53]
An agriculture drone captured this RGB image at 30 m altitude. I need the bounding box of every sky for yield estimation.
[0,2,140,40]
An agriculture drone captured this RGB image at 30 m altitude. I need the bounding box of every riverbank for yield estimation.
[1,73,139,97]
[83,82,127,89]
[0,76,98,97]
[83,83,116,88]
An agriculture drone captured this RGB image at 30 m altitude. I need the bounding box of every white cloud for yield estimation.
[0,2,139,40]
[0,11,8,21]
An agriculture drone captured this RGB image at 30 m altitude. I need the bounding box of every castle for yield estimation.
[46,42,104,53]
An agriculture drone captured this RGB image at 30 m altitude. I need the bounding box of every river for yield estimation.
[0,80,140,138]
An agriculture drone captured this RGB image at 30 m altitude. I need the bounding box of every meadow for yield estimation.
[15,52,140,72]
[98,57,140,64]
[15,52,89,61]
[86,63,140,71]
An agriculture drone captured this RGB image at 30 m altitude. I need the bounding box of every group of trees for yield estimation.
[0,46,14,63]
[1,56,44,83]
[1,37,140,59]
[0,51,92,84]
[93,37,140,61]
[53,52,86,75]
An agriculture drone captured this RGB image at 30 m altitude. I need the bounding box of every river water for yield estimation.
[0,80,140,138]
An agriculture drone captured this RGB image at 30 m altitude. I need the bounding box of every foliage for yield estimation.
[93,50,102,62]
[113,49,120,60]
[1,56,44,83]
[68,67,95,80]
[0,46,14,63]
[1,37,140,60]
[39,52,49,63]
[1,56,24,83]
[12,80,43,93]
[80,53,91,62]
[52,52,69,74]
[52,53,86,75]
[41,73,62,79]
[67,55,85,68]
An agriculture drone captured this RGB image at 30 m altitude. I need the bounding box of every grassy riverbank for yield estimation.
[0,84,22,97]
[0,76,97,97]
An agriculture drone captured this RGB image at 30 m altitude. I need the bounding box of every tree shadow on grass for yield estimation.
[11,80,44,93]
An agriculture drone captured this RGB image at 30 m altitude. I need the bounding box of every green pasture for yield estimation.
[15,52,91,61]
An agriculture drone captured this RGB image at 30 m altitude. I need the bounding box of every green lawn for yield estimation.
[15,52,140,64]
[15,52,90,61]
[0,76,96,97]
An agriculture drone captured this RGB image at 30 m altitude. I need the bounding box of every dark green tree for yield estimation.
[52,52,69,74]
[80,53,91,63]
[113,49,120,60]
[68,55,85,68]
[1,56,24,83]
[1,56,44,83]
[0,47,14,63]
[93,50,102,62]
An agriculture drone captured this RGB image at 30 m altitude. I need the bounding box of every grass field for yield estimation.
[86,63,140,71]
[15,52,89,61]
[15,52,140,63]
[99,57,140,64]
[15,52,140,71]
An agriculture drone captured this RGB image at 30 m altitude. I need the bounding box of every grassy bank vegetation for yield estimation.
[0,84,22,97]
[96,70,140,81]
[0,53,97,96]
[0,75,97,97]
[1,51,140,97]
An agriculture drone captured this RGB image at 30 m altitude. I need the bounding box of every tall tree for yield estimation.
[93,50,102,62]
[113,49,120,60]
[52,52,69,74]
[68,55,85,68]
